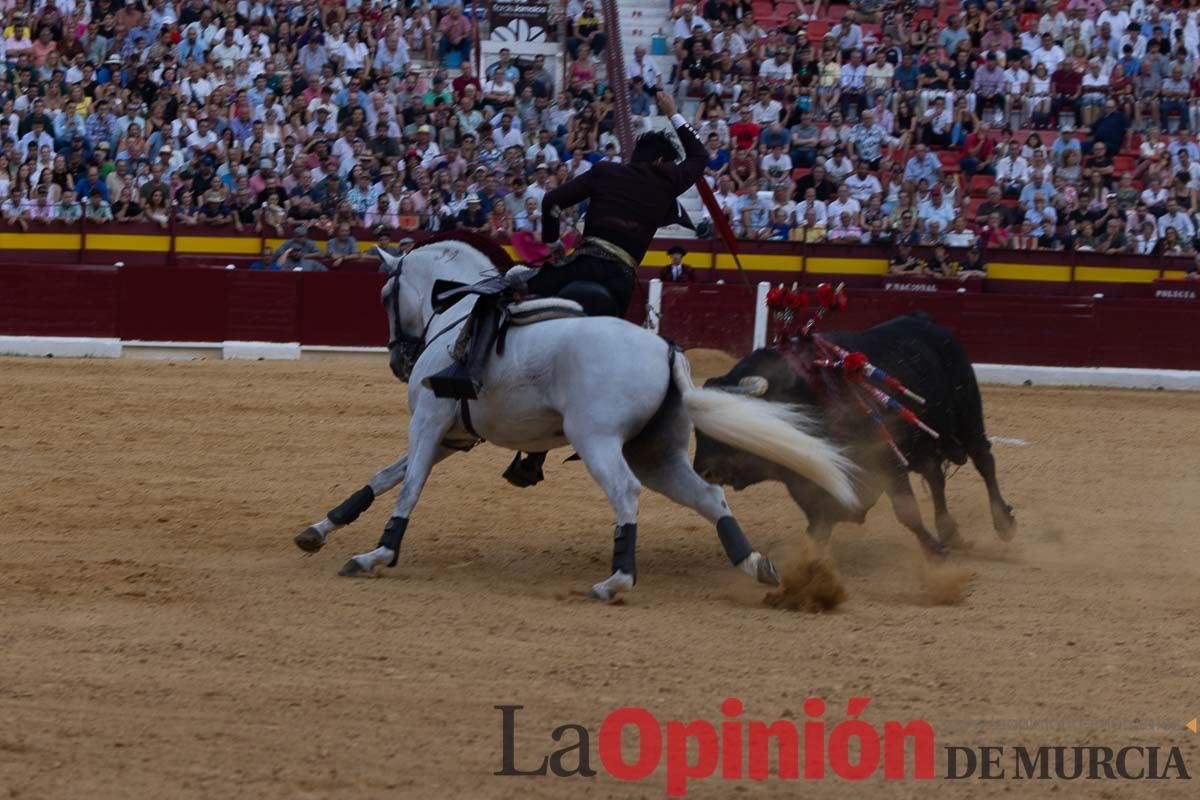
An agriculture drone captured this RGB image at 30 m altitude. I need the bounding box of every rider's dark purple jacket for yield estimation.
[540,116,708,264]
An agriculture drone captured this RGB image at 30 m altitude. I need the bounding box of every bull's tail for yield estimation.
[670,352,858,508]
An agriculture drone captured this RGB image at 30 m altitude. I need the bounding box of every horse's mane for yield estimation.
[414,230,514,274]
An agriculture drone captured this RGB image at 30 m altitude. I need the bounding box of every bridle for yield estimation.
[384,255,428,382]
[384,255,473,382]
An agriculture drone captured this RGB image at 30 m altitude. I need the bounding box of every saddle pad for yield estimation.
[507,297,585,325]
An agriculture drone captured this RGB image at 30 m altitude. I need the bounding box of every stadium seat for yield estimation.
[938,151,963,173]
[806,21,830,42]
[969,174,996,195]
[966,197,986,221]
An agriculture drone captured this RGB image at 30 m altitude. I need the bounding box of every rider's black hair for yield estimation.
[630,130,681,165]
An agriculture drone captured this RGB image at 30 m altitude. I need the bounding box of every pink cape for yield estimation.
[510,230,580,265]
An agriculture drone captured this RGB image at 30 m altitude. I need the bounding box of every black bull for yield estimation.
[694,314,1016,554]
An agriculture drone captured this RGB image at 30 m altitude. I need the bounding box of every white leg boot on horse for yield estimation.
[294,454,410,554]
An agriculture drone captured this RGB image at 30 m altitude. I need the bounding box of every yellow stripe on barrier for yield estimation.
[0,232,82,250]
[86,233,171,252]
[986,262,1072,282]
[805,257,888,275]
[175,236,263,255]
[1161,270,1188,280]
[713,253,805,272]
[1074,266,1159,284]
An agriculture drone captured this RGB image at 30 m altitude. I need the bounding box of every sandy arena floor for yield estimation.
[1,353,1198,799]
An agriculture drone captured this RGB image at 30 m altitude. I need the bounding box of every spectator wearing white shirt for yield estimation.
[943,216,977,247]
[1140,174,1169,213]
[1032,33,1070,74]
[994,141,1031,195]
[711,23,747,60]
[759,51,793,83]
[838,50,868,120]
[750,87,784,125]
[526,130,561,165]
[830,14,863,53]
[795,187,829,226]
[826,184,861,225]
[1158,198,1195,239]
[672,5,712,40]
[918,185,956,233]
[760,144,793,185]
[844,160,882,203]
[627,46,661,87]
[210,30,242,69]
[491,114,523,150]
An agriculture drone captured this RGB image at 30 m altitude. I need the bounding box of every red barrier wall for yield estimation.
[2,265,387,347]
[2,265,1199,369]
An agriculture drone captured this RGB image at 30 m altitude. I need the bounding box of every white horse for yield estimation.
[294,235,856,600]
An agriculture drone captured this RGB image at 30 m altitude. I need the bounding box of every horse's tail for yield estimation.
[670,351,858,509]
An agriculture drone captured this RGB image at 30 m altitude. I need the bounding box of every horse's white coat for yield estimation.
[319,240,854,594]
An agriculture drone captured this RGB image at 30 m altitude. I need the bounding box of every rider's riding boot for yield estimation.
[423,303,499,400]
[503,451,547,487]
[422,324,478,399]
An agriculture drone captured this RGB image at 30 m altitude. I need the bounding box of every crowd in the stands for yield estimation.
[4,0,1200,275]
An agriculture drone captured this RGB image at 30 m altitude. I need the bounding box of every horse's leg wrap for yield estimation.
[611,523,637,583]
[716,516,753,566]
[377,516,409,567]
[327,485,375,526]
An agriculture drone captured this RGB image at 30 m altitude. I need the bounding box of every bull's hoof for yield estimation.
[294,526,326,554]
[936,517,971,550]
[338,556,375,577]
[994,511,1018,542]
[992,502,1017,541]
[922,536,950,559]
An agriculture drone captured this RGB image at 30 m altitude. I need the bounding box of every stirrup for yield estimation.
[422,362,479,399]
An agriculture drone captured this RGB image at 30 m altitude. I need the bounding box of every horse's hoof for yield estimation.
[294,526,326,554]
[338,556,374,577]
[738,552,780,586]
[755,555,781,587]
[589,571,633,601]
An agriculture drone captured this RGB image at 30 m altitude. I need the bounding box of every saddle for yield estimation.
[422,274,591,400]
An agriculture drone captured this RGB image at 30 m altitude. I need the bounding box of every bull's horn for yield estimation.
[730,376,769,397]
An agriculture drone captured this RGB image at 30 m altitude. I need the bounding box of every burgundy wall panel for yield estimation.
[0,266,119,337]
[4,266,1200,369]
[117,266,227,342]
[298,271,388,346]
[226,271,302,342]
[660,283,756,353]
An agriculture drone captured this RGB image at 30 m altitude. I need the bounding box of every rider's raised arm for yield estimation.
[660,113,708,195]
[541,169,595,244]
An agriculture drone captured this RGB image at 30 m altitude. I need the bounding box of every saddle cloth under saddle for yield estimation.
[506,297,585,325]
